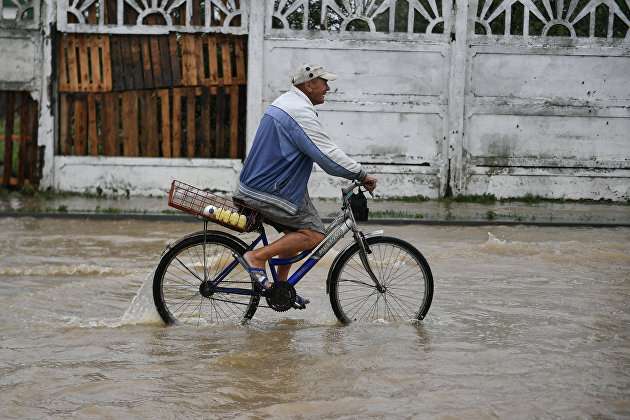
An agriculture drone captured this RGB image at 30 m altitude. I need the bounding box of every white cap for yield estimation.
[292,63,338,86]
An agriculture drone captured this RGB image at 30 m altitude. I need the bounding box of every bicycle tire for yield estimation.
[328,236,433,324]
[153,233,260,325]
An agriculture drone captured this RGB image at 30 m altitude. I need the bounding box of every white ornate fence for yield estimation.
[251,0,630,200]
[1,0,629,199]
[464,0,630,200]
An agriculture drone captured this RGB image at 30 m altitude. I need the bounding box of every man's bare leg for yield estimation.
[276,252,295,282]
[243,229,324,282]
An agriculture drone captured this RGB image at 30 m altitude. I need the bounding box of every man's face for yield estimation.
[304,77,330,105]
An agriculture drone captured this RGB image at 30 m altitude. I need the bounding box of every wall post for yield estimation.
[445,0,471,197]
[245,1,266,155]
[39,0,56,189]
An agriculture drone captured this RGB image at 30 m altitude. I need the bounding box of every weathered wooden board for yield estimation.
[59,34,112,92]
[58,33,246,161]
[1,91,39,186]
[2,91,15,185]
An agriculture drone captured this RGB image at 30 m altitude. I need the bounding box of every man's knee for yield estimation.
[298,229,325,248]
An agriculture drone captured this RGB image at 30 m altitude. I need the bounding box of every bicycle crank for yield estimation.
[266,282,296,312]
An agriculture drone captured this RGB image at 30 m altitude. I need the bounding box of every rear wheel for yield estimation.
[329,236,433,324]
[153,233,260,325]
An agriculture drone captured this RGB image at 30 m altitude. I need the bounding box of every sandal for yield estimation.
[294,294,310,310]
[247,266,272,290]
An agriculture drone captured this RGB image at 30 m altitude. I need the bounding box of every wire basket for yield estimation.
[168,180,259,232]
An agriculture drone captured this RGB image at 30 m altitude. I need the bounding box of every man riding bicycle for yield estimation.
[233,63,377,306]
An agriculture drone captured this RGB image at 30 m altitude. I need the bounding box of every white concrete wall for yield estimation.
[261,36,448,198]
[0,0,42,92]
[256,0,630,200]
[463,39,630,200]
[0,33,39,90]
[52,156,242,196]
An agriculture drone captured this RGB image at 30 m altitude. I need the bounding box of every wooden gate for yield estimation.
[0,91,39,187]
[58,32,247,159]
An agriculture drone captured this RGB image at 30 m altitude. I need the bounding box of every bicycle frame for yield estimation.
[206,181,382,297]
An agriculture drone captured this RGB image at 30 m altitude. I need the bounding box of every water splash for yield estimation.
[120,270,162,325]
[57,272,163,328]
[480,232,540,256]
[486,232,506,245]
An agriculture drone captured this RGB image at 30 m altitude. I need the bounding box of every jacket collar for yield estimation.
[290,85,314,108]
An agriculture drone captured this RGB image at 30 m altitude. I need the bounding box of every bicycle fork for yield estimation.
[325,211,386,293]
[354,230,386,293]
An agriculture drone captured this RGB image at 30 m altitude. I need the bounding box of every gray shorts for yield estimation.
[233,190,326,234]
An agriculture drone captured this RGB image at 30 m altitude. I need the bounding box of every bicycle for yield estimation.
[153,180,433,325]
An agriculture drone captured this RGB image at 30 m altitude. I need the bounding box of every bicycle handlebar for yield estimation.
[342,180,362,196]
[342,179,375,197]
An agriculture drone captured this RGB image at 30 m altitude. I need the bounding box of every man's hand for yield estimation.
[362,175,377,193]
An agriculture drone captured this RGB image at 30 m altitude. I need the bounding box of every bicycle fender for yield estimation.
[325,230,383,294]
[364,230,384,238]
[162,229,248,256]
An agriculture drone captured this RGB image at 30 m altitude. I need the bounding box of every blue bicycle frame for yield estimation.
[206,193,358,297]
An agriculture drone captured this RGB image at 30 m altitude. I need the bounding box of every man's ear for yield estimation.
[303,79,314,92]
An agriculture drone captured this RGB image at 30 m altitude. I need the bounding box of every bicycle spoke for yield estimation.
[168,292,202,321]
[336,276,378,289]
[173,254,203,284]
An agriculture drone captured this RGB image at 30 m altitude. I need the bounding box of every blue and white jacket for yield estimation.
[237,86,366,215]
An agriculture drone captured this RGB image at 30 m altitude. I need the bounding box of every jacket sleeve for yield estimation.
[293,107,367,181]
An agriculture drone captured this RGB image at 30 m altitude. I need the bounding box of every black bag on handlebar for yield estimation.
[350,189,369,221]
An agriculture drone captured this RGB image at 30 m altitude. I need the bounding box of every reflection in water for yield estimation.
[0,217,628,418]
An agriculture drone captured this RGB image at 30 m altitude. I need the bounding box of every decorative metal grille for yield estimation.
[58,0,248,34]
[270,0,449,35]
[475,0,630,38]
[0,0,39,27]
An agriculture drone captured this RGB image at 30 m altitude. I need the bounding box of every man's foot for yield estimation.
[243,252,272,289]
[244,251,309,306]
[246,266,272,290]
[294,294,310,310]
[243,251,265,270]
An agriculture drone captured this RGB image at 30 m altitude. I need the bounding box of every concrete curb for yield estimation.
[1,211,629,228]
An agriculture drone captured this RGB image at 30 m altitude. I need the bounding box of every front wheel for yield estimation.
[153,233,260,325]
[328,236,433,324]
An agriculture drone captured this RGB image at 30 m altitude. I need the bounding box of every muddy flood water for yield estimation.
[0,216,628,419]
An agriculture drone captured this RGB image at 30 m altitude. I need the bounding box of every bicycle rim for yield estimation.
[153,234,260,325]
[329,237,433,324]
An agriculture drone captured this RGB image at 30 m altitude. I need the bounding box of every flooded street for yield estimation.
[1,216,629,418]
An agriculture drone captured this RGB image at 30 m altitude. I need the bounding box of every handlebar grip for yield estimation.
[343,179,375,196]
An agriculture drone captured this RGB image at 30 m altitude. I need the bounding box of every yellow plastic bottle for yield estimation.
[228,212,239,226]
[237,214,247,229]
[219,209,232,223]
